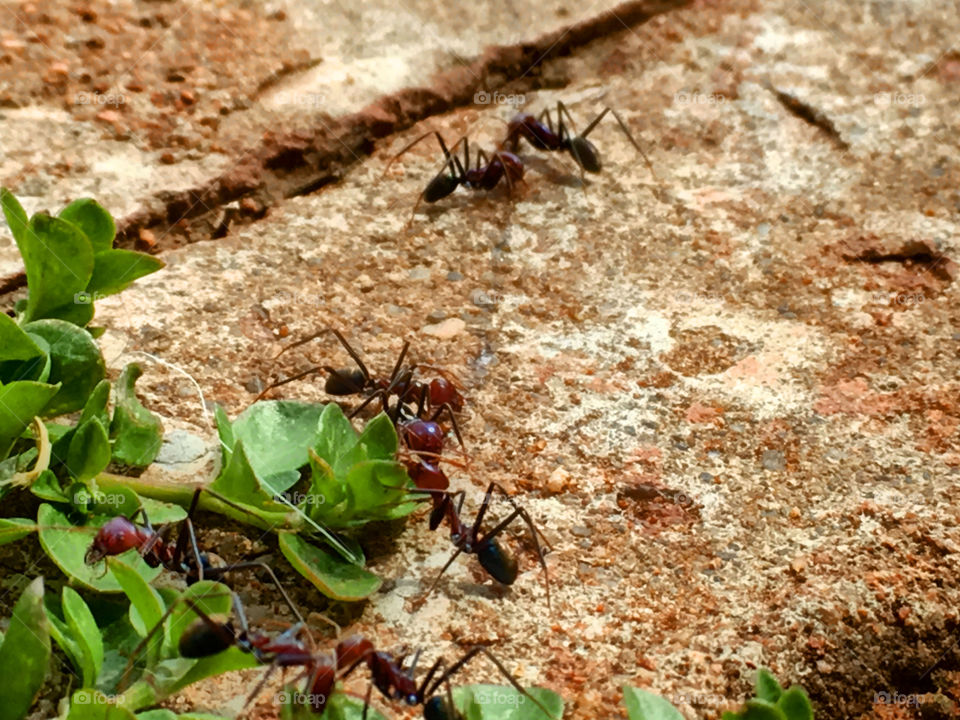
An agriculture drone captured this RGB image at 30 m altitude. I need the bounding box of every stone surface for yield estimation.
[3,0,960,719]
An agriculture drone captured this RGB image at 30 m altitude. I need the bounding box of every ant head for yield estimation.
[401,419,445,455]
[477,539,519,585]
[567,136,602,173]
[424,172,462,203]
[423,695,462,720]
[325,368,366,395]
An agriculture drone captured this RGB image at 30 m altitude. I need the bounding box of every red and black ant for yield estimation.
[126,592,555,720]
[503,101,658,183]
[257,328,466,419]
[85,487,304,624]
[384,131,525,217]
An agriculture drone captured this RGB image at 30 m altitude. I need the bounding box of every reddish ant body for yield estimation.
[128,594,553,720]
[257,328,466,418]
[85,487,303,623]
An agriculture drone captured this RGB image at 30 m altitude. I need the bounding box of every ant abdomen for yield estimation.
[179,618,235,658]
[424,173,461,203]
[424,695,463,720]
[567,136,602,173]
[477,539,519,586]
[325,367,366,395]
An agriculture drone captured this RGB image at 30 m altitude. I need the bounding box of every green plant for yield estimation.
[622,669,814,720]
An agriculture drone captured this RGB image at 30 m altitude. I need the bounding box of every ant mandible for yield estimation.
[384,131,525,218]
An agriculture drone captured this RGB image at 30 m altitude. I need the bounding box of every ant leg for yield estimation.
[414,545,467,608]
[576,105,661,195]
[426,401,466,452]
[202,561,306,626]
[170,488,205,580]
[554,101,588,191]
[348,387,392,419]
[474,483,552,608]
[254,364,327,401]
[387,341,411,387]
[273,329,332,359]
[424,646,559,720]
[329,329,373,384]
[383,130,452,177]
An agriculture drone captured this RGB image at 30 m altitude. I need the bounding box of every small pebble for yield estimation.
[446,271,463,281]
[761,449,786,471]
[571,525,592,538]
[408,266,431,280]
[422,317,465,339]
[426,310,447,322]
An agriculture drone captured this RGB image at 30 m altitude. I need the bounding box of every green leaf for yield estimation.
[318,693,390,720]
[0,577,50,720]
[68,417,111,481]
[67,693,137,720]
[0,313,43,362]
[47,598,87,685]
[22,319,105,415]
[110,364,163,467]
[18,213,95,323]
[740,699,788,720]
[0,187,29,246]
[163,581,234,655]
[37,503,162,592]
[59,198,116,253]
[230,400,325,483]
[30,468,70,502]
[213,404,234,465]
[62,586,104,686]
[451,685,564,720]
[312,403,358,468]
[108,558,165,670]
[356,412,399,459]
[278,532,381,600]
[210,439,277,508]
[87,250,164,298]
[777,687,813,720]
[623,686,685,720]
[80,379,111,429]
[163,647,258,695]
[0,517,35,545]
[135,712,177,720]
[0,379,60,457]
[756,669,784,703]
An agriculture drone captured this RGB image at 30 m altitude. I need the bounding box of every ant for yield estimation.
[257,328,466,418]
[503,100,659,186]
[85,487,303,624]
[384,131,525,217]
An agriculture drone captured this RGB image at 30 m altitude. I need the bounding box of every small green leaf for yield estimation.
[313,403,357,468]
[22,319,105,415]
[623,686,685,720]
[741,699,788,720]
[356,412,398,459]
[0,380,60,457]
[108,558,165,670]
[87,250,164,298]
[79,379,111,429]
[18,213,95,324]
[63,586,104,686]
[47,599,87,685]
[0,187,29,246]
[0,517,35,544]
[278,532,381,600]
[213,404,235,463]
[320,693,390,720]
[67,417,111,481]
[210,439,277,508]
[756,669,784,703]
[164,647,258,695]
[230,400,325,482]
[30,468,70,502]
[452,685,564,720]
[59,198,116,253]
[67,693,137,720]
[110,364,163,467]
[0,313,43,362]
[135,711,177,720]
[37,504,161,592]
[777,687,813,720]
[0,577,50,720]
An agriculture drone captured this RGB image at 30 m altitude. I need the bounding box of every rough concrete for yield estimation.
[3,0,960,718]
